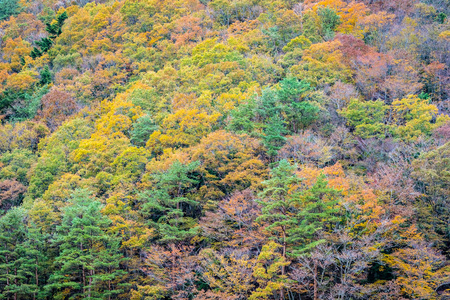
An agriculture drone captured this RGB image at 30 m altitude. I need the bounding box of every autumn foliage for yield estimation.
[0,0,449,299]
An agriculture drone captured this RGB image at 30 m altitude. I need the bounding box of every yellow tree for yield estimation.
[383,226,450,300]
[391,94,449,141]
[249,241,290,300]
[290,40,352,87]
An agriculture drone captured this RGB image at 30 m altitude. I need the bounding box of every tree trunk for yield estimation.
[280,227,286,300]
[88,269,93,298]
[14,267,17,300]
[6,254,9,288]
[81,242,86,289]
[314,260,318,300]
[34,258,38,300]
[172,248,176,292]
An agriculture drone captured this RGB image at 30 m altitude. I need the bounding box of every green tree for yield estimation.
[21,221,50,300]
[277,77,318,132]
[257,160,341,265]
[288,174,341,256]
[262,115,287,159]
[140,160,200,244]
[256,88,283,122]
[130,115,158,147]
[257,161,341,299]
[257,160,301,264]
[8,86,49,122]
[227,98,256,134]
[340,99,388,138]
[0,208,39,300]
[0,0,20,20]
[39,66,52,86]
[45,189,126,300]
[317,6,342,39]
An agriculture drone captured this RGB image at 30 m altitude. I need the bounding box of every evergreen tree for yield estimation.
[46,11,67,39]
[140,160,200,244]
[277,77,318,132]
[263,115,287,158]
[277,77,310,104]
[39,66,52,86]
[57,11,68,29]
[36,38,53,53]
[257,160,301,261]
[257,160,341,260]
[22,222,49,300]
[30,47,42,59]
[317,7,342,39]
[0,208,38,300]
[288,174,341,256]
[45,189,126,300]
[0,0,20,21]
[130,114,158,147]
[227,98,256,134]
[256,88,282,122]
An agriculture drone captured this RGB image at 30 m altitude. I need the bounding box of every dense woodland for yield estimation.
[0,0,449,299]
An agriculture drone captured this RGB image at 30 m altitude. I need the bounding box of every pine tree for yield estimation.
[39,66,52,85]
[0,208,39,300]
[256,88,282,122]
[257,160,301,262]
[36,38,53,53]
[140,160,200,244]
[22,222,49,300]
[0,0,20,21]
[227,98,256,134]
[287,174,341,257]
[30,47,42,59]
[57,11,68,29]
[130,114,158,147]
[257,161,342,299]
[263,115,287,158]
[45,189,126,300]
[277,77,318,132]
[257,161,342,266]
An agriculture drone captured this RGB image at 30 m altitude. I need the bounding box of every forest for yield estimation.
[0,0,449,299]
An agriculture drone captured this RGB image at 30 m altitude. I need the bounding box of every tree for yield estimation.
[277,77,318,132]
[249,241,290,300]
[288,174,341,256]
[130,114,158,147]
[0,0,20,21]
[147,108,221,151]
[392,94,449,140]
[383,227,450,299]
[340,99,389,138]
[257,160,341,298]
[0,208,39,300]
[317,6,341,39]
[227,98,256,134]
[45,189,127,299]
[39,66,52,86]
[263,115,287,159]
[0,149,36,185]
[411,142,450,244]
[140,160,200,244]
[30,11,67,59]
[198,248,255,298]
[290,40,352,87]
[0,180,26,214]
[37,88,78,131]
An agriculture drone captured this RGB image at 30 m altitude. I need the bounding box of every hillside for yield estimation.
[0,0,449,299]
